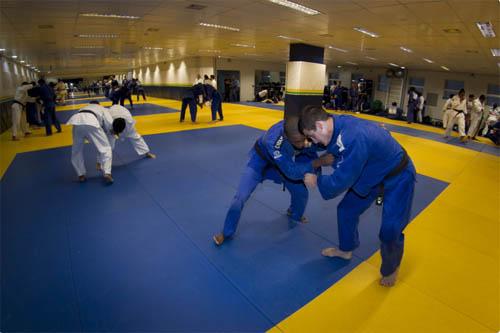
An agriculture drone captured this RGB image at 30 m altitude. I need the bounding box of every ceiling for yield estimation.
[0,0,499,75]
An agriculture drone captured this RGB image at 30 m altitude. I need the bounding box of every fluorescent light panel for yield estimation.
[276,35,302,41]
[199,49,221,53]
[0,48,5,52]
[388,63,400,67]
[476,22,496,38]
[441,66,450,71]
[80,13,140,19]
[353,27,380,38]
[20,60,25,63]
[199,22,239,32]
[400,46,413,53]
[144,47,163,50]
[328,45,348,53]
[491,48,500,56]
[11,55,17,59]
[231,43,255,48]
[346,61,358,65]
[422,58,434,63]
[77,34,118,38]
[366,56,377,60]
[267,0,320,15]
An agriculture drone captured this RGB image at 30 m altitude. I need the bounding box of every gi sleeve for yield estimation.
[265,140,314,181]
[317,134,368,200]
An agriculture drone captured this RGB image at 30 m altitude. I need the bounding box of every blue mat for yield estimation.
[64,97,109,105]
[235,103,498,156]
[56,103,179,123]
[1,125,447,332]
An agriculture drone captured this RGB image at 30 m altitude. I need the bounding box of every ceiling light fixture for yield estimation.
[0,48,5,52]
[198,49,221,53]
[422,58,434,63]
[337,65,342,68]
[74,45,104,49]
[276,35,302,41]
[366,56,377,60]
[11,55,17,59]
[80,13,140,19]
[267,0,320,15]
[199,22,240,32]
[353,27,380,38]
[77,34,118,38]
[328,45,348,52]
[400,46,413,53]
[346,61,358,65]
[231,43,255,48]
[441,66,450,71]
[491,48,500,56]
[476,22,496,38]
[20,60,25,63]
[144,47,163,50]
[388,62,400,67]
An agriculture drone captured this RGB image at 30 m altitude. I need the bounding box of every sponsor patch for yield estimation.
[273,150,282,159]
[274,135,284,149]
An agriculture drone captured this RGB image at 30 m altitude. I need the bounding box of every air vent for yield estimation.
[38,24,54,29]
[319,33,334,38]
[465,49,479,54]
[186,4,206,10]
[146,27,159,32]
[443,28,461,34]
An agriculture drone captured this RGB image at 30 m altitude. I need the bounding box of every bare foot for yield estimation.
[321,247,352,260]
[96,162,101,171]
[213,233,225,246]
[145,152,156,159]
[380,267,399,287]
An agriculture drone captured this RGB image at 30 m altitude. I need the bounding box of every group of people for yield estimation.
[323,80,370,112]
[11,79,63,140]
[180,74,223,123]
[214,105,416,288]
[67,101,156,184]
[441,89,499,144]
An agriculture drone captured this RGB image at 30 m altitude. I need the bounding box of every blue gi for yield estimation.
[204,84,223,121]
[180,88,197,122]
[38,83,61,135]
[406,91,418,123]
[222,121,318,238]
[317,115,416,277]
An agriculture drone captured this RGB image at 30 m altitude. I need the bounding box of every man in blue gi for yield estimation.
[299,106,416,287]
[213,118,333,246]
[204,82,224,122]
[179,88,198,123]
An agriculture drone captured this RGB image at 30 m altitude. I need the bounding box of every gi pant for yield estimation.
[210,92,223,121]
[337,160,416,277]
[180,97,197,122]
[11,103,30,137]
[444,111,466,137]
[467,113,482,137]
[43,105,61,135]
[222,163,308,238]
[71,125,112,176]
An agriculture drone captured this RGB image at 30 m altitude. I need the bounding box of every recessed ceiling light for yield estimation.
[0,48,5,52]
[388,63,400,67]
[77,34,118,38]
[144,47,163,50]
[276,35,302,41]
[11,55,17,59]
[422,58,434,63]
[400,46,413,53]
[74,45,104,49]
[199,22,240,32]
[80,13,140,19]
[328,45,348,53]
[366,56,377,60]
[353,27,380,38]
[198,49,221,53]
[491,48,500,56]
[346,61,358,65]
[231,43,255,48]
[401,66,406,69]
[441,66,450,71]
[476,22,496,38]
[20,60,25,63]
[443,28,461,34]
[337,65,342,68]
[267,0,320,15]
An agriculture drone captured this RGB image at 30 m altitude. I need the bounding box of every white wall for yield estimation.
[0,56,38,100]
[132,56,214,86]
[216,58,286,101]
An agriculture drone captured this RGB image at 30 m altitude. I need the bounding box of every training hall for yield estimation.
[0,0,498,332]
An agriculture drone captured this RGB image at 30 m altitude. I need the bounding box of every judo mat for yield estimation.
[0,98,498,333]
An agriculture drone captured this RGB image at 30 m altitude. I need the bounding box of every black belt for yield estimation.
[79,109,98,118]
[12,100,25,108]
[386,148,409,179]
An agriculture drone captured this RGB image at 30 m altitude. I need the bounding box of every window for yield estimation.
[426,92,438,107]
[280,71,286,85]
[443,79,464,99]
[351,73,364,82]
[377,75,389,92]
[409,77,425,94]
[328,72,339,86]
[486,83,500,107]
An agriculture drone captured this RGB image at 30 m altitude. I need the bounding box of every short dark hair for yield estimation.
[89,100,100,104]
[298,105,329,133]
[479,95,486,101]
[112,118,126,134]
[38,79,46,85]
[391,102,397,106]
[458,89,465,95]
